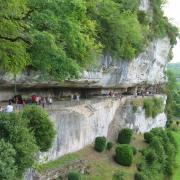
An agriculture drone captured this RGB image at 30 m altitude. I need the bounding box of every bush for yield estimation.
[164,162,173,176]
[94,136,107,152]
[0,139,17,179]
[145,149,156,164]
[143,98,164,118]
[112,170,126,180]
[132,146,137,155]
[118,128,133,144]
[149,137,165,163]
[134,172,146,180]
[107,142,113,150]
[115,145,133,166]
[136,162,145,172]
[135,128,178,179]
[144,132,153,143]
[22,105,56,152]
[0,113,38,177]
[68,171,81,180]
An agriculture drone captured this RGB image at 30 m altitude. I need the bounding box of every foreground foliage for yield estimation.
[0,113,38,176]
[0,139,17,179]
[22,105,55,152]
[172,131,180,180]
[0,107,55,178]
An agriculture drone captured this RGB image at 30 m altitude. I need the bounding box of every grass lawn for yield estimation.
[35,134,147,179]
[173,131,180,180]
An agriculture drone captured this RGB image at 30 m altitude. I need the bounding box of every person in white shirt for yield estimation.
[6,102,14,113]
[0,106,3,112]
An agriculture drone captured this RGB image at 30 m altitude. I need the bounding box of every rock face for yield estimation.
[0,38,170,91]
[37,95,167,163]
[25,95,167,180]
[82,38,171,88]
[139,0,151,12]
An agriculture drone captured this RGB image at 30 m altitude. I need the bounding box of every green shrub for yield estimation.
[137,11,150,25]
[167,131,178,151]
[0,113,38,177]
[68,171,81,180]
[164,162,173,176]
[144,132,153,143]
[22,105,56,152]
[115,145,133,166]
[0,139,17,179]
[143,98,164,118]
[94,136,107,152]
[132,146,137,155]
[137,162,146,172]
[133,106,138,112]
[134,172,146,180]
[107,142,113,150]
[112,170,126,180]
[149,137,165,163]
[135,128,178,179]
[118,128,133,144]
[143,99,154,117]
[145,149,156,164]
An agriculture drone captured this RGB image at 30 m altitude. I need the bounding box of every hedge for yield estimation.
[68,171,81,180]
[118,128,133,144]
[115,144,133,166]
[94,136,107,152]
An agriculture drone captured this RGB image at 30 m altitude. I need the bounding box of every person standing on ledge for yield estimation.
[5,102,14,113]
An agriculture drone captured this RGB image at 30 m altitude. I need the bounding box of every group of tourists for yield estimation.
[0,95,53,113]
[71,94,80,101]
[31,95,53,108]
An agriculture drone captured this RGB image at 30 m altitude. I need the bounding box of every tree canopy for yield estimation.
[0,107,55,178]
[0,0,178,80]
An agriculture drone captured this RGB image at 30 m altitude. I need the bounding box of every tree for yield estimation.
[87,0,144,59]
[22,105,56,152]
[27,0,101,79]
[0,139,17,180]
[0,113,38,177]
[0,0,30,94]
[165,71,180,120]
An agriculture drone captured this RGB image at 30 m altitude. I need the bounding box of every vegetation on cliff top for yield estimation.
[0,0,178,80]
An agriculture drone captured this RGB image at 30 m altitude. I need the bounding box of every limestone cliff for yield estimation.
[82,38,170,88]
[38,95,167,163]
[0,38,170,90]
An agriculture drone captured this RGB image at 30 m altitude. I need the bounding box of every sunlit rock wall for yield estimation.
[38,95,167,163]
[0,37,170,92]
[82,38,171,88]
